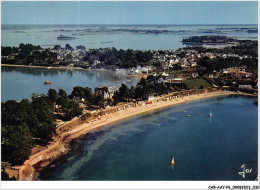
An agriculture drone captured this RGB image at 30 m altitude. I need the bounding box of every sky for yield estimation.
[1,1,258,25]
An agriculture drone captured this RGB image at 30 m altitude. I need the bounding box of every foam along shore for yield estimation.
[16,90,235,180]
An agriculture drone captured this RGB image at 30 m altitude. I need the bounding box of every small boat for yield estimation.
[210,110,213,117]
[186,115,191,117]
[171,157,175,165]
[44,81,52,85]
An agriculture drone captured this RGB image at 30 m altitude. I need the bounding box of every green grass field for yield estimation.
[183,78,211,89]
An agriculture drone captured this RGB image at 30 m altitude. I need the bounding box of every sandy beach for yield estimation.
[62,90,234,140]
[15,90,236,180]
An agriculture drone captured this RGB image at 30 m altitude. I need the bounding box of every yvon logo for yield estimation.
[238,164,253,179]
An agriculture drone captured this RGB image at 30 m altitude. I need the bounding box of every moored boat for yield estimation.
[44,81,52,85]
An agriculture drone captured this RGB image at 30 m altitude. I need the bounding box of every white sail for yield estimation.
[210,110,212,117]
[171,157,175,165]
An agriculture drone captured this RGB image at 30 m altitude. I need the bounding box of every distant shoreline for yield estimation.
[1,64,86,70]
[2,24,258,26]
[1,64,146,78]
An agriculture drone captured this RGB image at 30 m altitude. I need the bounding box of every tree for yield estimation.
[83,87,93,103]
[58,88,68,99]
[54,45,61,49]
[1,125,32,165]
[69,86,87,100]
[31,97,56,144]
[134,85,144,100]
[118,83,129,102]
[68,86,93,104]
[48,89,58,103]
[62,100,83,121]
[1,100,19,126]
[93,94,103,107]
[76,45,86,50]
[128,86,135,100]
[65,44,73,50]
[112,94,119,106]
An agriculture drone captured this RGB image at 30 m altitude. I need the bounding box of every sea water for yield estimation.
[39,95,258,180]
[1,66,139,102]
[1,24,258,50]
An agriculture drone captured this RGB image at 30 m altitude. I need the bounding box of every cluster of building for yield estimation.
[222,67,253,78]
[50,44,257,94]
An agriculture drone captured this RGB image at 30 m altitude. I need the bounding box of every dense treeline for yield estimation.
[67,77,171,106]
[186,40,258,74]
[1,88,82,165]
[182,35,237,43]
[1,43,57,66]
[197,57,258,74]
[1,46,18,56]
[223,40,258,57]
[83,48,154,68]
[183,40,258,59]
[2,44,154,69]
[112,76,186,103]
[2,97,55,165]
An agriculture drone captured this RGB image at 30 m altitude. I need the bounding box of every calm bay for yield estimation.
[1,24,258,50]
[39,95,258,180]
[1,66,139,102]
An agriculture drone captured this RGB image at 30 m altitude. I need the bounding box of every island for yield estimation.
[57,34,76,40]
[182,35,239,45]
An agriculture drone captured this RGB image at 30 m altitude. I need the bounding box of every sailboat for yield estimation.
[171,157,175,165]
[210,110,213,117]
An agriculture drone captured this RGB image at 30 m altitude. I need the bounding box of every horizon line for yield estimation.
[2,23,258,25]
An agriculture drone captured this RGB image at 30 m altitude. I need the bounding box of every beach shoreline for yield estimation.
[12,90,243,181]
